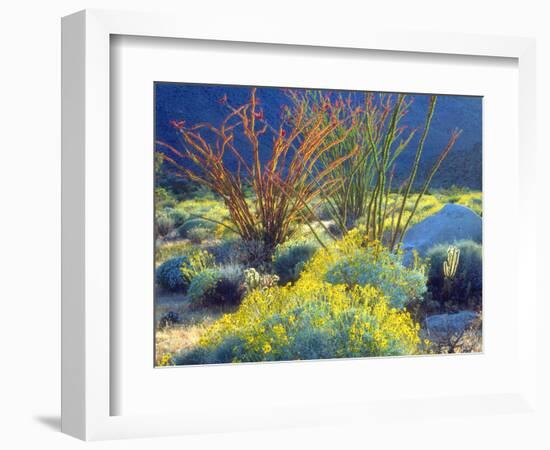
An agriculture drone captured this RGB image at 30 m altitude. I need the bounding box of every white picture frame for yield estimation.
[61,9,539,441]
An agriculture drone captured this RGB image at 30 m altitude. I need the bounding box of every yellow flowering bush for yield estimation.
[300,229,426,308]
[456,192,482,216]
[176,278,421,364]
[174,230,425,364]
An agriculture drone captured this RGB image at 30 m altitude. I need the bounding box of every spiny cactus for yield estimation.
[443,246,460,279]
[244,268,279,293]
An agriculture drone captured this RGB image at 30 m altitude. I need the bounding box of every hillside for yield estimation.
[155,82,482,190]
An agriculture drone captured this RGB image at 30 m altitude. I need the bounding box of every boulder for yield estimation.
[425,310,479,338]
[401,204,482,261]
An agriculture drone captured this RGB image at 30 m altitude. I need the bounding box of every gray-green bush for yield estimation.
[426,240,482,309]
[206,265,246,307]
[156,208,189,238]
[156,256,190,292]
[176,218,216,239]
[187,269,219,305]
[273,241,318,284]
[187,227,210,244]
[187,265,246,307]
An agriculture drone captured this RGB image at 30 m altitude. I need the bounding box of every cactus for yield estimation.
[244,268,279,293]
[443,246,460,279]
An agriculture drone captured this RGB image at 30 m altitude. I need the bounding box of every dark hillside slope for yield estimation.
[155,83,482,190]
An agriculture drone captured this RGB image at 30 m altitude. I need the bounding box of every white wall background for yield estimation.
[0,1,547,448]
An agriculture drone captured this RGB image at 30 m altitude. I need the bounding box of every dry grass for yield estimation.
[155,240,191,265]
[155,323,212,366]
[154,294,236,366]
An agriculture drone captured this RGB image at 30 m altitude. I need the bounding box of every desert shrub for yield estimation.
[204,265,246,307]
[426,240,482,309]
[158,311,180,328]
[187,269,220,305]
[273,241,319,284]
[168,208,189,228]
[157,353,175,367]
[429,188,482,216]
[180,250,216,282]
[177,218,216,238]
[327,222,343,239]
[236,240,274,268]
[315,203,334,221]
[456,193,482,216]
[175,197,227,220]
[206,238,273,268]
[155,240,190,264]
[155,187,177,208]
[214,220,238,240]
[204,238,240,264]
[175,279,421,365]
[156,212,176,237]
[177,336,246,365]
[156,208,190,238]
[156,251,215,292]
[156,256,190,292]
[187,265,245,307]
[300,229,426,309]
[187,227,211,244]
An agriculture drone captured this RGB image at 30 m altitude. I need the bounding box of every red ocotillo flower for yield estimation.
[170,120,185,131]
[253,109,264,120]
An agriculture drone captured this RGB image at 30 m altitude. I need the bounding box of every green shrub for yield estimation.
[156,251,216,292]
[187,227,211,244]
[187,265,246,307]
[155,187,177,208]
[426,240,482,309]
[167,208,189,228]
[309,230,426,309]
[205,238,273,268]
[156,212,176,237]
[187,269,220,305]
[206,265,246,307]
[205,238,240,264]
[180,250,215,283]
[156,208,189,237]
[176,218,216,238]
[273,241,318,284]
[158,311,180,328]
[177,336,245,365]
[315,203,334,221]
[156,256,190,292]
[155,240,190,265]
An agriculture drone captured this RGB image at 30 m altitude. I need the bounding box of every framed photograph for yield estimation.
[62,9,538,441]
[153,81,482,367]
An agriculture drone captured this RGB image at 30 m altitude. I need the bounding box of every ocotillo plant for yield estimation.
[156,88,359,259]
[287,91,462,251]
[284,90,377,231]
